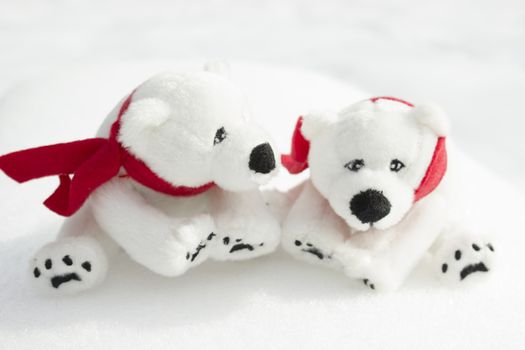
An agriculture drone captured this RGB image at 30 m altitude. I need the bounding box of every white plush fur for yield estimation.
[283,99,494,291]
[30,67,281,295]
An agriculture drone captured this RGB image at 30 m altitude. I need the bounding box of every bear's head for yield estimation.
[284,97,449,231]
[115,71,278,192]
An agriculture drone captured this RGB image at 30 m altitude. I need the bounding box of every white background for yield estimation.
[1,0,524,191]
[0,1,524,349]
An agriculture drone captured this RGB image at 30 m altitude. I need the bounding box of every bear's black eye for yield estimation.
[344,159,365,172]
[390,159,405,172]
[213,127,227,145]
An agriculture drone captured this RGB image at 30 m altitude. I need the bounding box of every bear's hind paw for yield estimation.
[31,237,108,295]
[435,238,495,285]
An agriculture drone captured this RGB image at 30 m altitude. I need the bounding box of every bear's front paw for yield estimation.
[434,236,495,285]
[293,239,332,261]
[31,237,108,295]
[172,215,216,266]
[210,225,281,261]
[184,232,216,263]
[213,235,267,260]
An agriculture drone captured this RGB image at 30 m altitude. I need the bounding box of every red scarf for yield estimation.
[281,96,447,202]
[0,92,215,217]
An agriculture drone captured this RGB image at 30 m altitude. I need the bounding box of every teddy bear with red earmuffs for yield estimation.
[281,97,495,291]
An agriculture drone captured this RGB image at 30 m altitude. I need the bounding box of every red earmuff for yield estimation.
[281,117,310,174]
[281,96,448,202]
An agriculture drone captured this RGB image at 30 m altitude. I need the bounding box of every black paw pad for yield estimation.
[190,242,207,262]
[455,250,462,260]
[207,232,216,241]
[363,279,375,290]
[294,240,302,246]
[487,243,495,252]
[45,259,52,270]
[300,243,326,260]
[51,273,81,289]
[33,267,41,278]
[223,237,230,245]
[62,255,73,266]
[460,262,488,280]
[229,241,255,253]
[442,263,448,273]
[81,261,92,272]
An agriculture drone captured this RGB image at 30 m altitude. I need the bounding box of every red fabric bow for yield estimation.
[0,93,215,217]
[281,97,447,202]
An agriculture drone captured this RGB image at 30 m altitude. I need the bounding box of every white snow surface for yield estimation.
[0,1,524,349]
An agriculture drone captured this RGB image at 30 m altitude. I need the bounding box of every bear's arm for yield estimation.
[282,181,348,268]
[91,178,214,276]
[337,192,448,290]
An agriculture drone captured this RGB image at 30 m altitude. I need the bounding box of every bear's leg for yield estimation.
[429,228,495,285]
[30,204,116,295]
[281,182,345,270]
[209,190,281,261]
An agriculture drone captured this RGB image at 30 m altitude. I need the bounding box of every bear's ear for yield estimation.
[301,111,337,140]
[203,60,232,80]
[123,98,171,129]
[410,102,450,137]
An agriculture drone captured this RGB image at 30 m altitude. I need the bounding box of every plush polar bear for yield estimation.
[281,96,495,291]
[0,66,281,294]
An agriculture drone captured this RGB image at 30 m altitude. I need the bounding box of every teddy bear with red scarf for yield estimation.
[0,65,281,294]
[281,97,495,291]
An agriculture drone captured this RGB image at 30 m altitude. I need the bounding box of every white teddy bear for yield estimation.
[0,66,281,294]
[281,96,495,291]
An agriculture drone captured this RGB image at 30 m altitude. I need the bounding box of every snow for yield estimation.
[0,1,524,349]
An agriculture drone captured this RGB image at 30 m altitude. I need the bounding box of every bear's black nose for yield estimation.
[350,189,391,224]
[249,143,276,174]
